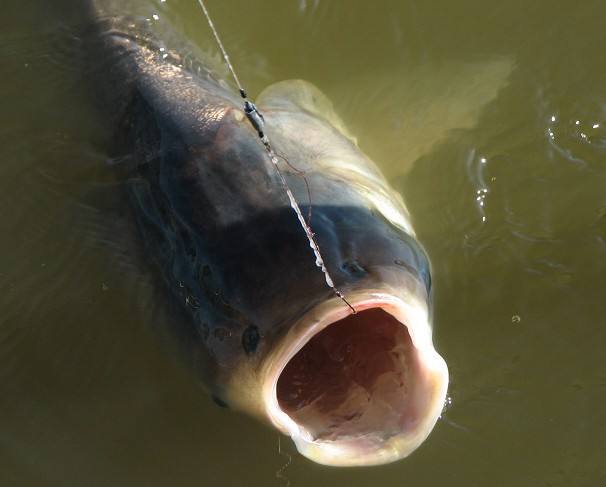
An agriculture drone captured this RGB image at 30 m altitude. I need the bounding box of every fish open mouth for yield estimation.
[277,308,419,443]
[263,295,448,466]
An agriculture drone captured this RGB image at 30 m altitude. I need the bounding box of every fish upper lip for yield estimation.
[261,289,449,467]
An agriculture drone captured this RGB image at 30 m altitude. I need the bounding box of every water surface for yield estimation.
[1,1,605,486]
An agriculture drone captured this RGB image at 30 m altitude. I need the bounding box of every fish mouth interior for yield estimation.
[276,308,422,453]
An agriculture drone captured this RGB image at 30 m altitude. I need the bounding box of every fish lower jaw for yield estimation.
[263,294,449,467]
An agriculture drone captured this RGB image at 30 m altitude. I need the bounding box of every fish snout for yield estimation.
[261,272,448,466]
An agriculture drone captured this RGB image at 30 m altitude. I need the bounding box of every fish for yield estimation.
[82,0,448,466]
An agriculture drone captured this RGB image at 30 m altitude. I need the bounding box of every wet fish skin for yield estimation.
[83,4,429,400]
[81,1,446,467]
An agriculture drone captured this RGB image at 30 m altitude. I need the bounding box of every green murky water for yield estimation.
[2,0,605,485]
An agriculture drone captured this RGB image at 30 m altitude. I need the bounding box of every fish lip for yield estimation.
[262,291,449,467]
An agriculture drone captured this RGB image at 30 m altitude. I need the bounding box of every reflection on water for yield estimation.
[1,0,606,486]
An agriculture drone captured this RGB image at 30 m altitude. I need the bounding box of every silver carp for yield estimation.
[84,0,448,466]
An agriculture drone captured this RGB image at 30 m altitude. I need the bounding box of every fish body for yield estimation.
[83,0,448,466]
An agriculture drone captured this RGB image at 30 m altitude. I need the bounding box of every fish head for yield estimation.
[216,80,449,466]
[119,71,448,466]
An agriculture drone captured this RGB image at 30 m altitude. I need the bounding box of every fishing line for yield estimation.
[274,149,313,226]
[196,0,356,314]
[276,435,292,487]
